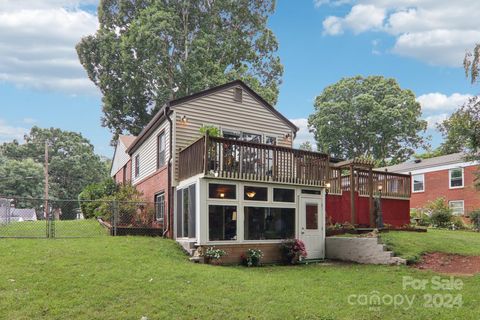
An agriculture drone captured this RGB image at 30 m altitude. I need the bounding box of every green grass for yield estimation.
[0,220,108,238]
[381,229,480,263]
[1,227,480,319]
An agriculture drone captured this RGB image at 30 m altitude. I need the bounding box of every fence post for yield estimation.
[113,200,118,236]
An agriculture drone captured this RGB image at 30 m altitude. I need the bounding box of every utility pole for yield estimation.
[44,140,49,219]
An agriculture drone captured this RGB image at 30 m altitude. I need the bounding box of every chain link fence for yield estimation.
[0,196,164,238]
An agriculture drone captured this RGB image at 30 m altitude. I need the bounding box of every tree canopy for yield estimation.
[0,127,109,200]
[308,76,428,165]
[464,44,480,84]
[77,0,283,139]
[0,157,44,199]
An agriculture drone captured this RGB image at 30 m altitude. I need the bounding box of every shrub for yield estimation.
[281,239,307,264]
[78,178,118,219]
[469,210,480,231]
[423,198,453,228]
[242,249,264,267]
[96,184,144,223]
[204,247,227,261]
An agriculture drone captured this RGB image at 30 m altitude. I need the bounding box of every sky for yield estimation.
[0,0,478,158]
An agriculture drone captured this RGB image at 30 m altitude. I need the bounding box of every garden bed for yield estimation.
[415,252,480,276]
[97,218,164,236]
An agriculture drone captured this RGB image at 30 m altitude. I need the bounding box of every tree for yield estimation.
[464,44,480,84]
[298,141,313,151]
[78,178,118,219]
[0,158,44,199]
[308,76,428,165]
[0,127,109,200]
[77,0,283,140]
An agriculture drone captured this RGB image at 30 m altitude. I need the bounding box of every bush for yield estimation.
[281,239,307,264]
[204,247,227,263]
[450,216,467,230]
[241,249,264,267]
[78,178,118,218]
[469,210,480,231]
[410,209,431,227]
[423,198,453,228]
[96,184,145,223]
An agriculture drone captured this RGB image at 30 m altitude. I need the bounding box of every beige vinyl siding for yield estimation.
[172,86,294,182]
[131,120,170,185]
[110,140,130,177]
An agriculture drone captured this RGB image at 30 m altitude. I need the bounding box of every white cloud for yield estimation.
[0,1,99,95]
[0,119,28,143]
[314,0,352,8]
[290,118,317,150]
[319,0,480,66]
[22,118,37,124]
[416,92,471,111]
[424,113,449,130]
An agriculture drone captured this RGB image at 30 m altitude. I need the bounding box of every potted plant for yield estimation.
[242,248,264,267]
[280,239,307,265]
[204,247,227,265]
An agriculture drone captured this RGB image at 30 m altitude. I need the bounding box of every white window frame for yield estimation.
[154,192,165,222]
[449,200,464,216]
[412,174,425,193]
[449,168,464,189]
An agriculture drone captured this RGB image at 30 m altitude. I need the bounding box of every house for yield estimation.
[110,80,411,263]
[380,153,480,216]
[0,199,37,223]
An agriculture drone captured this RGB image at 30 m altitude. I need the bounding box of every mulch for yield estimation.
[415,252,480,276]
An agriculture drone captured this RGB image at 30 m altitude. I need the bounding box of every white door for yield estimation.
[299,195,325,259]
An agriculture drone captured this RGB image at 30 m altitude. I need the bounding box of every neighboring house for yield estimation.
[110,80,411,263]
[111,135,136,185]
[0,199,37,223]
[380,153,480,216]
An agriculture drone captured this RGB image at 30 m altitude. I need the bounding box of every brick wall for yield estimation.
[113,160,132,184]
[411,165,480,214]
[133,165,172,237]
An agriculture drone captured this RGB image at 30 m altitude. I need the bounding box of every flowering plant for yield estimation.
[204,247,226,260]
[242,248,264,267]
[281,239,307,264]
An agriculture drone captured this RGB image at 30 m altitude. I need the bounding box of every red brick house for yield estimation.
[380,153,480,216]
[110,80,411,263]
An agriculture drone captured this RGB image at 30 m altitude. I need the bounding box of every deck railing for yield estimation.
[178,135,330,186]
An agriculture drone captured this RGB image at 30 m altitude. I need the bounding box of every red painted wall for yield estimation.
[410,165,480,214]
[326,192,410,227]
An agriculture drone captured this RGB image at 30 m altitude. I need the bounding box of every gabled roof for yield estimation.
[118,135,136,149]
[378,152,467,173]
[126,80,299,155]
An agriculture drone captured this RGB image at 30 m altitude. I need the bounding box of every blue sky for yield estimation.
[1,0,478,157]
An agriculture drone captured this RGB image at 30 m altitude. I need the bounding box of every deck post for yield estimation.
[203,133,209,174]
[349,164,356,226]
[368,167,374,227]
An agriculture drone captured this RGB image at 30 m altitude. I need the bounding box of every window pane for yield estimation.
[273,188,295,202]
[183,189,189,237]
[413,174,424,192]
[208,205,237,241]
[155,193,165,221]
[208,183,236,199]
[158,133,166,168]
[449,201,464,215]
[450,169,463,187]
[244,207,295,240]
[302,189,321,195]
[306,204,318,230]
[244,186,268,201]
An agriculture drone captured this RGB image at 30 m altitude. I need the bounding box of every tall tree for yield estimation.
[298,141,313,151]
[0,158,44,199]
[464,44,480,84]
[308,76,428,165]
[0,127,109,200]
[77,0,283,139]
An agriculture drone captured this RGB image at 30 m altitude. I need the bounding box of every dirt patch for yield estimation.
[415,252,480,276]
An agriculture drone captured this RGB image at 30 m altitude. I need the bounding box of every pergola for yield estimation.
[331,158,377,227]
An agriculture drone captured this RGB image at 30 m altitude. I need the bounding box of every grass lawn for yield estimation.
[1,226,479,319]
[381,229,480,263]
[0,220,108,238]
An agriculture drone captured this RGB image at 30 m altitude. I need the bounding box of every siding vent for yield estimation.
[233,87,243,102]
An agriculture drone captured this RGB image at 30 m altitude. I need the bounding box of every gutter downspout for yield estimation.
[163,104,173,238]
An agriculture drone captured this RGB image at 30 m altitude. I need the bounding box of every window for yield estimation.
[122,165,127,185]
[244,207,295,240]
[449,200,464,216]
[154,193,165,222]
[244,186,268,201]
[134,154,140,178]
[209,205,237,241]
[157,132,166,169]
[208,183,236,199]
[234,87,243,102]
[449,168,464,188]
[306,203,318,230]
[302,189,321,195]
[412,174,424,192]
[176,184,196,238]
[273,188,295,202]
